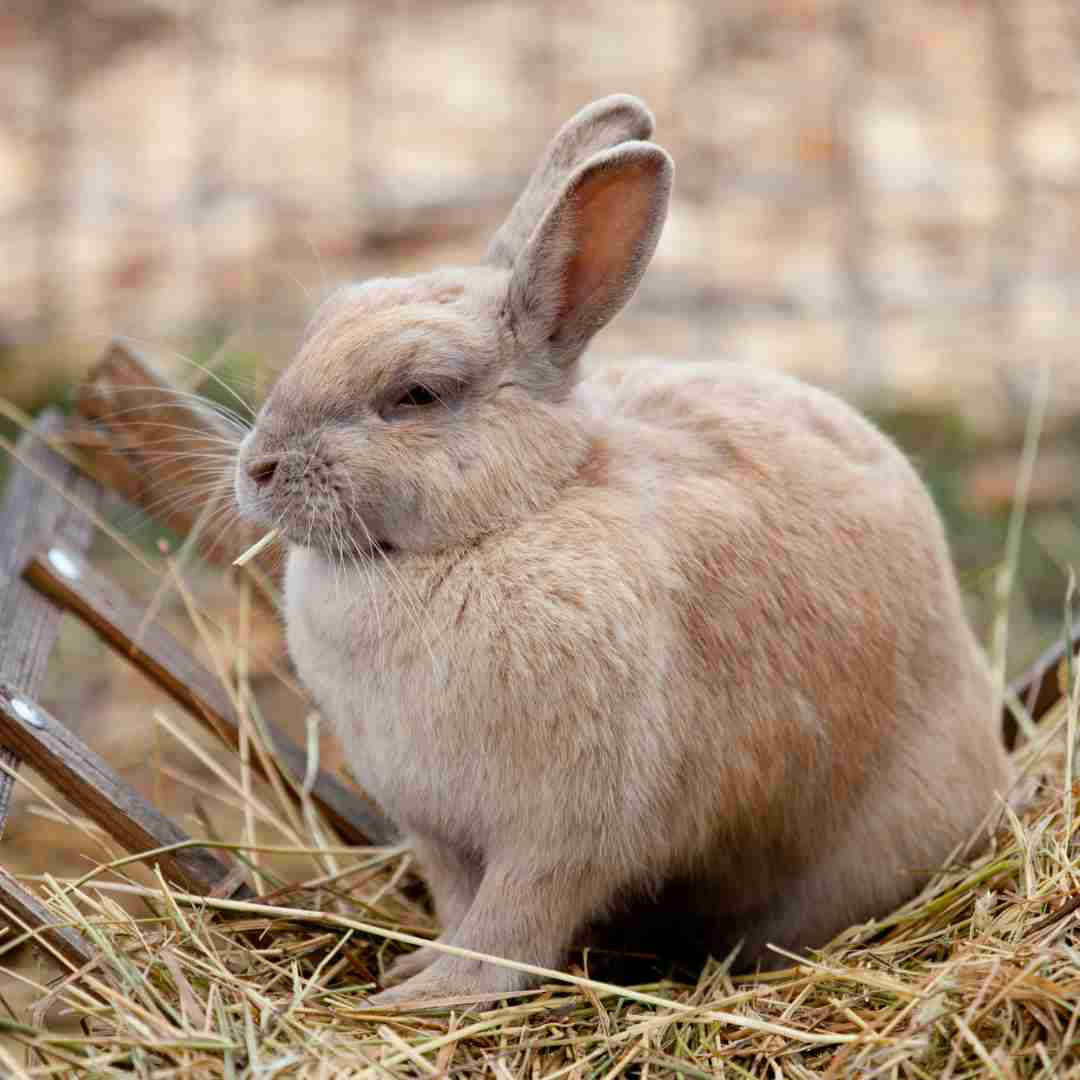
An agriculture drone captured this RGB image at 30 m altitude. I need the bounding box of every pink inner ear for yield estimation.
[562,162,657,324]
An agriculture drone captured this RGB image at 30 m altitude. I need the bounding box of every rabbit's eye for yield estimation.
[395,385,438,409]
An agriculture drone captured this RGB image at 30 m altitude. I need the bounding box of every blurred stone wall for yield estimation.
[1,0,1078,430]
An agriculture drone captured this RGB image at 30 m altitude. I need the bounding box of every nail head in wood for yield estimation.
[0,682,251,900]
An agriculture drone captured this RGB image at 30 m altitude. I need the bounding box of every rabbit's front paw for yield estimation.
[381,944,442,987]
[366,956,530,1010]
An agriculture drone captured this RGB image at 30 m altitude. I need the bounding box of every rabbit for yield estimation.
[234,94,1011,1004]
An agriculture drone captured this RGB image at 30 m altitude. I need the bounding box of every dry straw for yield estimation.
[233,529,281,568]
[0,684,1075,1077]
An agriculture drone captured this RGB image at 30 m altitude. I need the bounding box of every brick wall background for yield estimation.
[1,0,1079,431]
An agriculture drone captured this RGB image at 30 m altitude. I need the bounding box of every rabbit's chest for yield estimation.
[283,548,487,834]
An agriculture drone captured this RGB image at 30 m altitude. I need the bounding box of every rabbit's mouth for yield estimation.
[291,518,399,562]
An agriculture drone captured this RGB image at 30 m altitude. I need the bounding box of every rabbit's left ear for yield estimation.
[488,94,655,267]
[506,141,672,370]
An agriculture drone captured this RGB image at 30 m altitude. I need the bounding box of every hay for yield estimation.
[0,686,1076,1078]
[233,530,281,568]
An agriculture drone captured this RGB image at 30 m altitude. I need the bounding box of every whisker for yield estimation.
[116,475,238,529]
[137,487,240,639]
[343,525,384,652]
[79,380,253,433]
[113,335,258,421]
[345,500,439,671]
[132,452,240,467]
[82,420,245,454]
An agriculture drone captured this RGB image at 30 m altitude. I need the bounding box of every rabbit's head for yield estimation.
[235,95,672,556]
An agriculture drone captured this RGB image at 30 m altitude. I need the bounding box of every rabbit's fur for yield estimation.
[236,95,1010,1003]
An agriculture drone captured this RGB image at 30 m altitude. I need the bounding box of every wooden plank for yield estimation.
[0,409,104,831]
[24,546,397,847]
[70,339,279,582]
[0,683,250,898]
[1004,629,1080,751]
[0,865,95,972]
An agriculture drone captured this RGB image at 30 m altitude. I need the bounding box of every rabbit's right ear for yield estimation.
[487,95,655,267]
[503,141,672,385]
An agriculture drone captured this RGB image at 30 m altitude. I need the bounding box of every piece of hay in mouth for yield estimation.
[233,528,281,566]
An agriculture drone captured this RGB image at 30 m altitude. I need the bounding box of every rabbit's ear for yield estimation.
[506,141,672,372]
[488,95,654,267]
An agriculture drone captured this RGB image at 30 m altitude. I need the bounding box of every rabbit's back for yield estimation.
[574,359,1007,956]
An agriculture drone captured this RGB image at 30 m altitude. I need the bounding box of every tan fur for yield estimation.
[235,96,1010,1003]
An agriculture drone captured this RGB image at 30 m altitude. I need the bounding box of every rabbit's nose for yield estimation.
[246,456,279,488]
